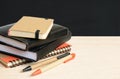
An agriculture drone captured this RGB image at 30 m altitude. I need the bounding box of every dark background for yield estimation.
[0,0,120,36]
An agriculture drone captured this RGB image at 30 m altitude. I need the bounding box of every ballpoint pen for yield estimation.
[23,53,70,72]
[31,53,75,76]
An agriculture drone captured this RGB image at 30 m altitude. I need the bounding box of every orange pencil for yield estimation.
[31,53,75,76]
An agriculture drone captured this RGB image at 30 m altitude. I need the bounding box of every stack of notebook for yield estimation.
[0,16,72,68]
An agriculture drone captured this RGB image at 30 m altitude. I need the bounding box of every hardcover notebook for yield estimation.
[0,23,68,50]
[0,43,71,68]
[0,31,71,61]
[8,16,54,39]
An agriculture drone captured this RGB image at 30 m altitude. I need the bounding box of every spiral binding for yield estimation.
[43,45,71,59]
[8,59,27,68]
[6,46,71,68]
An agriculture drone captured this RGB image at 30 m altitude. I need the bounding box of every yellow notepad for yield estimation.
[8,16,54,39]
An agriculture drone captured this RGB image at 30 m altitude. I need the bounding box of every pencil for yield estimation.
[22,53,70,72]
[31,53,75,76]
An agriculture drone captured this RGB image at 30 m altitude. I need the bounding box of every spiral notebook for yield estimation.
[42,43,71,59]
[0,53,28,68]
[0,43,71,68]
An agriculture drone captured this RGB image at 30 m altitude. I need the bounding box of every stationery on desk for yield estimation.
[0,16,75,77]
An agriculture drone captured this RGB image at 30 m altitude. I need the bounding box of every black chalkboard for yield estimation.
[0,0,120,36]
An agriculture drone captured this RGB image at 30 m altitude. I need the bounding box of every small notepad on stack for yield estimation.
[8,16,54,39]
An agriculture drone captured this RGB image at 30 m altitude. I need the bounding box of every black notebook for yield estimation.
[0,23,68,50]
[0,31,71,61]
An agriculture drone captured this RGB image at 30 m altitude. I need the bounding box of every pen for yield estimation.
[31,53,75,76]
[22,53,70,72]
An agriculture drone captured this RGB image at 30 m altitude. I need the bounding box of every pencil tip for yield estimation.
[23,66,32,72]
[31,69,41,76]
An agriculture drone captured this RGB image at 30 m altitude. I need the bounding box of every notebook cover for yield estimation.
[0,23,69,50]
[0,31,71,61]
[8,16,54,39]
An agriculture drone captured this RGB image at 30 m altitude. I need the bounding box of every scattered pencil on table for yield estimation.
[31,53,75,76]
[22,53,70,72]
